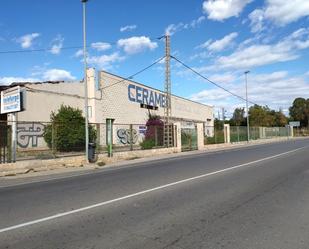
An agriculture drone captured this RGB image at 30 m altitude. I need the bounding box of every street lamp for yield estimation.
[82,0,89,161]
[244,70,250,142]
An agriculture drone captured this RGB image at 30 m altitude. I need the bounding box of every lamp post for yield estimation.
[244,70,250,142]
[82,0,89,161]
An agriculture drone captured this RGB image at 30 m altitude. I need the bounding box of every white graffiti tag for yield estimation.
[17,123,45,148]
[117,129,138,144]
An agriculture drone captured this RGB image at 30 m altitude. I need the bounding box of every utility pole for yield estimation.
[244,71,250,142]
[82,0,89,161]
[164,34,172,147]
[222,107,225,122]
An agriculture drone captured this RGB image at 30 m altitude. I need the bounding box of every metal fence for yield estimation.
[293,127,309,137]
[205,126,293,145]
[0,121,174,162]
[1,120,308,163]
[0,123,11,163]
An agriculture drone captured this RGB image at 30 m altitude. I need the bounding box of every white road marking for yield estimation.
[0,146,306,234]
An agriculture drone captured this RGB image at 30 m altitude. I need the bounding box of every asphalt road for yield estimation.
[1,139,309,249]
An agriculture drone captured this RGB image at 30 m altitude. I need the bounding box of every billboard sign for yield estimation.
[289,121,300,127]
[0,86,22,114]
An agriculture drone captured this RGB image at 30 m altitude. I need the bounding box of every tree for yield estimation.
[289,98,309,127]
[230,107,245,126]
[230,105,288,127]
[249,105,287,127]
[44,105,96,152]
[140,113,164,149]
[273,110,288,127]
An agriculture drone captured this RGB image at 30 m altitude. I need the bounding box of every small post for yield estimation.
[52,123,56,157]
[96,123,100,152]
[11,113,17,162]
[106,119,114,157]
[244,70,250,142]
[129,124,133,151]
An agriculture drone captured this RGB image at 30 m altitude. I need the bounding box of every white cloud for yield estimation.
[208,73,237,83]
[200,32,238,52]
[87,52,125,69]
[190,71,309,111]
[0,77,40,85]
[74,49,84,58]
[120,25,137,32]
[190,16,206,28]
[165,23,185,36]
[0,68,77,85]
[203,0,252,21]
[217,44,297,69]
[264,0,309,26]
[165,16,206,36]
[215,28,309,69]
[117,36,157,54]
[248,9,265,33]
[42,69,76,81]
[91,42,112,51]
[249,0,309,32]
[17,33,40,48]
[50,35,64,55]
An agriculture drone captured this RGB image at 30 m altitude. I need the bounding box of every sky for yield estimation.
[0,0,309,117]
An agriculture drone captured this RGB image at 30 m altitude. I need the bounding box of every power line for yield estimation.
[100,56,166,90]
[0,37,162,55]
[171,55,258,106]
[0,46,88,54]
[5,56,165,101]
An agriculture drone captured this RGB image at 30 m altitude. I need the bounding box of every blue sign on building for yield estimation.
[128,84,167,108]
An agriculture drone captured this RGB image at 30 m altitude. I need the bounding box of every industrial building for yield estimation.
[0,68,214,150]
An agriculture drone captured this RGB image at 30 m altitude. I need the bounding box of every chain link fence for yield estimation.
[1,120,308,163]
[205,126,294,145]
[0,121,174,162]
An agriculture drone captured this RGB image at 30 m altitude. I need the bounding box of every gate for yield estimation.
[0,123,11,163]
[181,125,197,151]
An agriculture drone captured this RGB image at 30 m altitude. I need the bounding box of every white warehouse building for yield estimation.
[2,68,214,149]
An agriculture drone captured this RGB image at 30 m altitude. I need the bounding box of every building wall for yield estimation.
[98,71,214,125]
[4,69,213,149]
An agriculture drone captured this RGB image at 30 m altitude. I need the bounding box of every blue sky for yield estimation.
[1,0,309,117]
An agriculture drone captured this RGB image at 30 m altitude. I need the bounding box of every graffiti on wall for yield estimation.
[117,129,138,144]
[17,123,45,148]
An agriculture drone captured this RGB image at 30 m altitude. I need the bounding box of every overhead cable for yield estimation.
[171,55,258,105]
[100,56,166,90]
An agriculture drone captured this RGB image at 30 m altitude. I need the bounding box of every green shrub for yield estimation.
[44,105,96,152]
[140,139,155,150]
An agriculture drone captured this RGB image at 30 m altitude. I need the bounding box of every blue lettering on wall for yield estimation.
[155,92,162,107]
[142,88,148,105]
[128,84,136,101]
[128,84,166,108]
[136,86,143,103]
[149,91,154,106]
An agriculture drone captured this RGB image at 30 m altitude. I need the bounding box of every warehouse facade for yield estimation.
[1,68,214,150]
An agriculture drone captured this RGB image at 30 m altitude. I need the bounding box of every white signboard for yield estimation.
[181,121,195,129]
[289,121,300,127]
[0,86,22,114]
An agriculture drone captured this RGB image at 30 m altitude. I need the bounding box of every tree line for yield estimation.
[228,97,309,128]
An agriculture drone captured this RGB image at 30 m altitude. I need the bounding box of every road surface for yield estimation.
[1,139,309,249]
